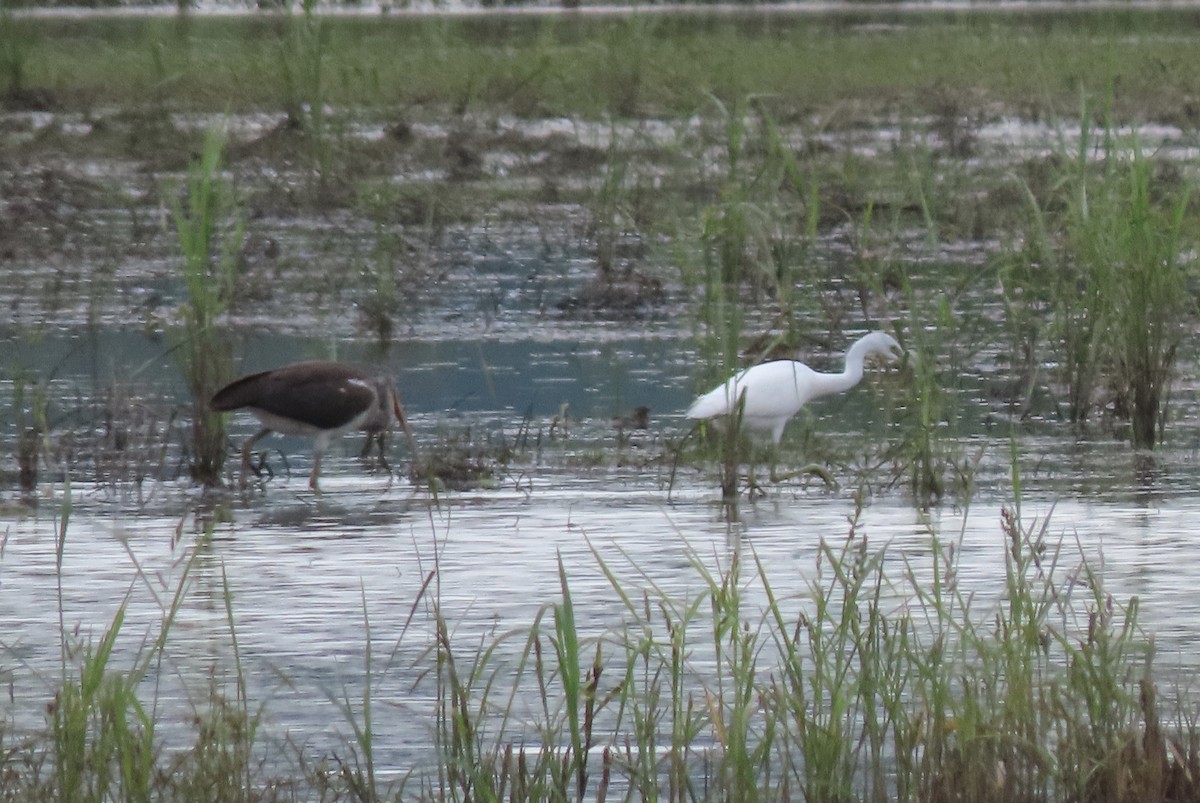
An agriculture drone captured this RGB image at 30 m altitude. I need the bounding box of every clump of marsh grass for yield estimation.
[691,96,814,311]
[415,472,1198,801]
[42,384,182,499]
[1001,103,1197,449]
[888,271,976,506]
[590,122,632,281]
[408,425,513,492]
[409,406,642,493]
[351,183,450,344]
[40,491,189,802]
[84,385,179,494]
[170,124,242,487]
[355,223,403,346]
[1082,142,1192,450]
[3,372,191,498]
[560,122,668,320]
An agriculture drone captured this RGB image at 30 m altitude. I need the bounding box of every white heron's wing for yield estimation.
[686,361,817,422]
[685,371,747,420]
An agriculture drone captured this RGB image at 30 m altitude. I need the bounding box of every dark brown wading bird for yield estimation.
[210,360,414,492]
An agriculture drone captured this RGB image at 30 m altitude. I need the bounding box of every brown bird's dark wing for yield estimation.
[211,361,378,431]
[210,368,278,412]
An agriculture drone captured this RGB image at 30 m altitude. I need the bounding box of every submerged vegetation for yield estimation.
[4,6,1200,800]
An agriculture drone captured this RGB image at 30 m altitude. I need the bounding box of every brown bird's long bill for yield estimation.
[393,393,418,453]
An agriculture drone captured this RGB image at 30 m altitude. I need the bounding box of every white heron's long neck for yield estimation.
[810,343,870,398]
[810,363,864,398]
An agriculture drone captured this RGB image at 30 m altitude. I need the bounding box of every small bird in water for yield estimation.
[613,405,651,433]
[687,331,903,447]
[210,360,413,493]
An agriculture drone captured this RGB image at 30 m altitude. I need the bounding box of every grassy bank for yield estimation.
[7,9,1200,122]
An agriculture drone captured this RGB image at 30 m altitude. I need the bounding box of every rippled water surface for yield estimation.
[7,315,1200,783]
[7,425,1200,778]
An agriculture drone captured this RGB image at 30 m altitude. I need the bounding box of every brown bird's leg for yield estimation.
[309,451,324,494]
[239,428,272,489]
[376,433,392,473]
[359,432,392,473]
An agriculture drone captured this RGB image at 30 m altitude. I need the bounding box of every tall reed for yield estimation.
[591,122,631,280]
[171,124,242,486]
[48,487,197,802]
[893,272,970,505]
[696,96,812,308]
[278,0,336,181]
[1077,140,1191,449]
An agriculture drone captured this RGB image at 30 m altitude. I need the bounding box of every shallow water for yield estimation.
[3,241,1200,775]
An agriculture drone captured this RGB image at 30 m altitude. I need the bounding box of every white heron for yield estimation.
[686,331,904,444]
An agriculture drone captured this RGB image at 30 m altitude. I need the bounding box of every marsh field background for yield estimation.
[7,4,1200,801]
